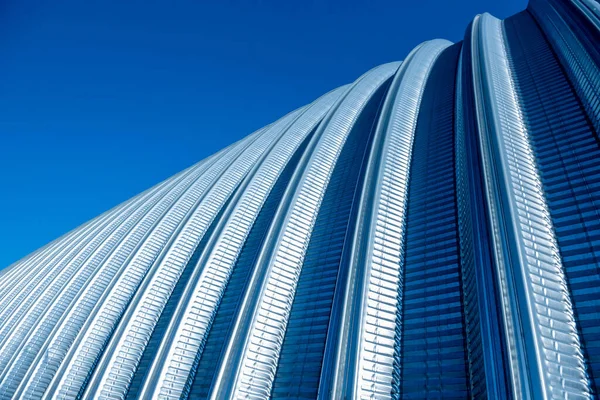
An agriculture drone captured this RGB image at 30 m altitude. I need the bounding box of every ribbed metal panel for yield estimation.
[15,152,232,400]
[397,42,468,399]
[211,62,400,400]
[471,13,589,399]
[529,0,600,134]
[138,87,347,400]
[82,110,305,400]
[0,4,599,398]
[334,40,450,400]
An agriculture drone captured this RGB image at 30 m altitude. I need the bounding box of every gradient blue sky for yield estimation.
[0,0,527,268]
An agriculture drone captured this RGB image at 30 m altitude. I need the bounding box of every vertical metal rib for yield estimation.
[471,12,589,399]
[208,63,399,400]
[77,110,303,400]
[41,124,270,399]
[396,42,469,399]
[136,87,346,400]
[326,40,450,400]
[12,148,232,400]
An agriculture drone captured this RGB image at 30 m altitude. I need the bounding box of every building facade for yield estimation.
[0,1,599,399]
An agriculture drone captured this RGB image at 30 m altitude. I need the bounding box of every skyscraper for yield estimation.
[0,0,599,398]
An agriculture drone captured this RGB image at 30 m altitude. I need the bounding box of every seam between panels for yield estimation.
[12,150,227,400]
[80,109,302,400]
[138,88,346,400]
[206,76,367,400]
[345,40,451,400]
[42,125,265,400]
[328,50,421,400]
[324,55,417,400]
[232,63,399,400]
[206,81,356,400]
[315,77,397,400]
[270,78,390,400]
[135,100,312,398]
[475,13,589,399]
[206,63,399,400]
[454,44,483,398]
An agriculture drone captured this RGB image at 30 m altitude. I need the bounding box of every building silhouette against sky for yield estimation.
[0,0,599,398]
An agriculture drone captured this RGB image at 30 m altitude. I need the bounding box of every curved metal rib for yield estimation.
[136,86,347,400]
[76,110,304,400]
[471,13,589,399]
[208,62,400,400]
[326,39,451,399]
[11,148,232,399]
[40,123,271,399]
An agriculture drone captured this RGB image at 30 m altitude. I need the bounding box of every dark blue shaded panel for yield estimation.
[529,0,600,135]
[505,11,600,395]
[185,130,315,399]
[125,187,237,399]
[269,81,391,399]
[397,43,470,400]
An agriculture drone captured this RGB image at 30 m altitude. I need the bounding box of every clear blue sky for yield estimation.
[0,0,527,268]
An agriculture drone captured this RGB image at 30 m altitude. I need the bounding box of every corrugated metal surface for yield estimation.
[0,3,599,398]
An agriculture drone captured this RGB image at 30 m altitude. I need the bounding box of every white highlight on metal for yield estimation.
[338,40,450,400]
[219,62,400,400]
[140,87,347,400]
[14,148,229,400]
[82,109,303,400]
[45,127,267,399]
[474,13,589,400]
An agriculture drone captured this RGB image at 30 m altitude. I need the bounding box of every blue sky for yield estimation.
[0,0,526,268]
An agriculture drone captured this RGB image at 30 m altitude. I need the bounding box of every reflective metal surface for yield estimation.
[1,2,599,398]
